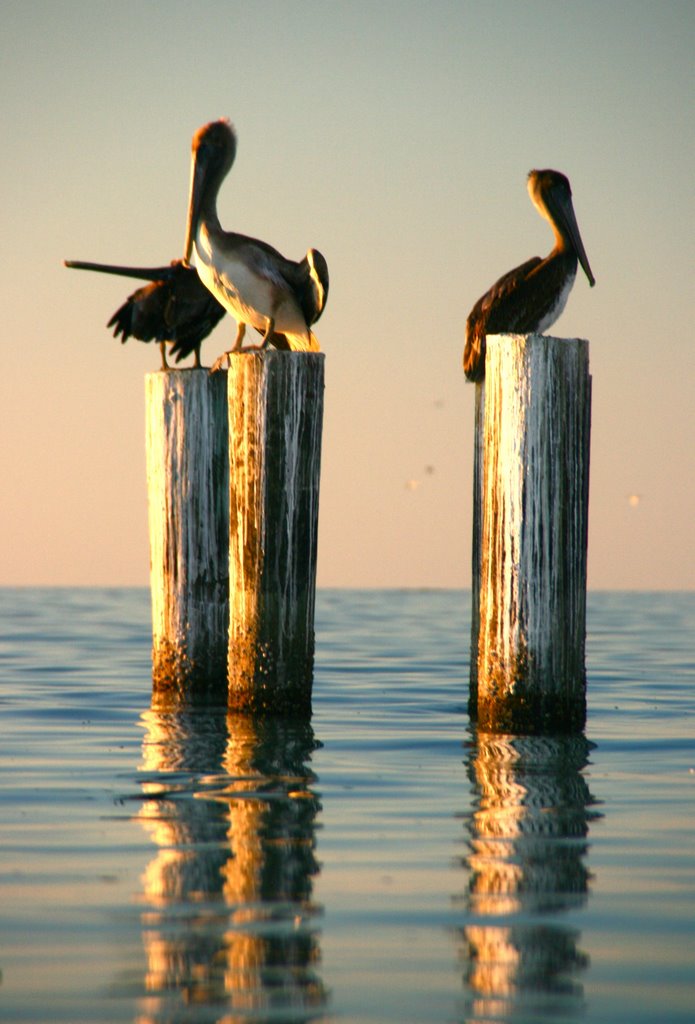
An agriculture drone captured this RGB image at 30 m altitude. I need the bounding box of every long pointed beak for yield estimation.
[182,153,203,267]
[63,259,176,282]
[557,195,596,287]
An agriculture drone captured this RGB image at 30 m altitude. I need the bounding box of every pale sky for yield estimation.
[1,0,693,589]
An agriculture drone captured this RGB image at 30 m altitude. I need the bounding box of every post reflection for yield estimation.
[456,731,602,1022]
[135,706,325,1023]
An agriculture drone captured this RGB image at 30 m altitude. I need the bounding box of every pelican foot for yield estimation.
[210,352,231,374]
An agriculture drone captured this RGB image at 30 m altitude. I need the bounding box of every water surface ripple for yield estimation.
[1,588,693,1023]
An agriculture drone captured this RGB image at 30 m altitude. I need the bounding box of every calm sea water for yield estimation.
[1,588,693,1024]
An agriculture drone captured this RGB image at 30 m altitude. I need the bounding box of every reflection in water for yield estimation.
[135,706,325,1023]
[457,732,602,1022]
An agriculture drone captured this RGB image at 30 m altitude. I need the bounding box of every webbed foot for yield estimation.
[210,352,231,373]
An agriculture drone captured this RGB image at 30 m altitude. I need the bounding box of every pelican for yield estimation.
[64,258,226,369]
[463,169,595,382]
[182,119,328,370]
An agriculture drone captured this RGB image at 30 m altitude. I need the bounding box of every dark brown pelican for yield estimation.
[182,119,329,370]
[63,258,226,369]
[463,169,595,382]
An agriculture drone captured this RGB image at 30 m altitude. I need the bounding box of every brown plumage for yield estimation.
[464,169,595,382]
[63,258,227,368]
[183,119,329,368]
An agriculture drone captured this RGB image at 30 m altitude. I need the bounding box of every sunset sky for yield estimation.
[2,0,693,589]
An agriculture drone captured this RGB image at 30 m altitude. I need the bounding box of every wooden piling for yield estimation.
[468,381,485,716]
[226,351,324,714]
[146,369,229,703]
[471,334,591,733]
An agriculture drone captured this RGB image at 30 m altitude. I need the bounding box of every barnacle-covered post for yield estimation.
[227,351,324,714]
[146,369,229,703]
[472,334,591,733]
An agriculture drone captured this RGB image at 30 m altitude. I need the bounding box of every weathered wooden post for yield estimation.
[471,334,591,733]
[146,369,229,703]
[468,382,485,715]
[227,351,324,714]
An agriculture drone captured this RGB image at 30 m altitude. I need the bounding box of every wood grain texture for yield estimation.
[146,369,229,703]
[226,352,324,713]
[473,334,591,733]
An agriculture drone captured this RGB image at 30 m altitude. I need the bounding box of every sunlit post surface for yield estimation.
[227,351,324,714]
[472,334,591,733]
[469,382,485,707]
[146,369,229,702]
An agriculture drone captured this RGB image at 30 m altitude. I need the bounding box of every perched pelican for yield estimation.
[463,169,595,382]
[64,258,226,369]
[182,119,328,370]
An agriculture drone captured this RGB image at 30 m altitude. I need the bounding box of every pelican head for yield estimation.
[305,248,329,323]
[527,169,595,287]
[183,119,237,266]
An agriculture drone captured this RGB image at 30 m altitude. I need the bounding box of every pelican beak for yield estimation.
[558,193,596,287]
[63,259,174,282]
[182,151,204,268]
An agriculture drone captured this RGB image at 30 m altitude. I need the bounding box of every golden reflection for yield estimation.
[220,715,324,1014]
[134,707,325,1023]
[457,731,601,1021]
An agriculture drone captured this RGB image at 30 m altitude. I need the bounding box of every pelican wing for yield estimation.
[241,238,328,325]
[108,280,169,344]
[464,256,543,381]
[107,268,225,363]
[164,265,226,362]
[470,256,543,332]
[236,236,297,290]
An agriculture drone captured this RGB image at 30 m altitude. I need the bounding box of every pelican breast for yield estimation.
[532,265,576,334]
[194,227,309,337]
